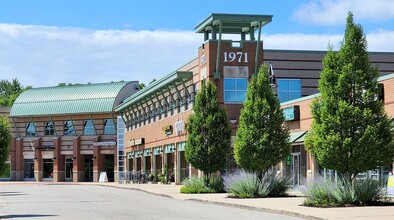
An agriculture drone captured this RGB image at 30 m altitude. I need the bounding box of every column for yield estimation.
[34,138,42,181]
[72,136,83,182]
[53,136,64,182]
[11,138,24,180]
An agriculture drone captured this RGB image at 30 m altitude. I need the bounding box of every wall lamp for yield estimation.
[52,157,57,161]
[72,156,77,160]
[33,157,37,160]
[92,156,97,160]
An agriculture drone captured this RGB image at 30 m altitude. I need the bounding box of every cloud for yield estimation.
[0,23,394,88]
[293,0,394,26]
[0,24,201,87]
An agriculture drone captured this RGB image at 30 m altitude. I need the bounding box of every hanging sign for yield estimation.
[175,119,185,135]
[388,174,394,197]
[283,105,300,121]
[162,125,173,135]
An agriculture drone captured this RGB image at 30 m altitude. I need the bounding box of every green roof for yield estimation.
[195,13,272,34]
[11,81,137,117]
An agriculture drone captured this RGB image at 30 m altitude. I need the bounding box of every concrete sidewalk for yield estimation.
[98,182,394,220]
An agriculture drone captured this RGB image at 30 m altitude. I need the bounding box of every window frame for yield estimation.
[223,78,248,103]
[44,121,55,136]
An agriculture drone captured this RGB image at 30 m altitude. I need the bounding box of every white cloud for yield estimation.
[0,23,394,88]
[293,0,394,26]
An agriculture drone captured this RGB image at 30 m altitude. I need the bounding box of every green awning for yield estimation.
[289,131,307,143]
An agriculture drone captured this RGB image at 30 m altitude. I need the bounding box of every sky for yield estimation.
[1,0,394,87]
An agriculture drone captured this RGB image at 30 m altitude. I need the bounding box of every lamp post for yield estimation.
[269,62,277,97]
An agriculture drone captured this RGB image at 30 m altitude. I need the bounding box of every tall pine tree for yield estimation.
[234,64,290,177]
[185,81,231,185]
[305,12,394,183]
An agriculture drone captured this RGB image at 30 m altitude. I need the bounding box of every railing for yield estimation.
[119,171,150,184]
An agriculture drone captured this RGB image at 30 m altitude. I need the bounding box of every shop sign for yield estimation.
[128,138,144,147]
[388,174,394,197]
[36,145,55,150]
[283,105,300,121]
[175,119,185,135]
[162,125,173,135]
[93,142,116,147]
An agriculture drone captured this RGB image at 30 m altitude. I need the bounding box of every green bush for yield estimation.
[180,176,224,194]
[223,169,291,198]
[302,176,387,207]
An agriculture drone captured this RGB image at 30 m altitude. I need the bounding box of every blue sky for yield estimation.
[1,0,394,87]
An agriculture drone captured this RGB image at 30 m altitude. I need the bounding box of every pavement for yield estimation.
[97,182,394,220]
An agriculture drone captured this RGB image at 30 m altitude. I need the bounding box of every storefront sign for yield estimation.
[93,142,116,147]
[162,125,173,135]
[283,105,300,121]
[175,119,185,135]
[36,145,55,150]
[388,174,394,197]
[128,138,144,147]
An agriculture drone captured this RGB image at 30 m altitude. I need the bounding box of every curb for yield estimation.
[97,183,325,220]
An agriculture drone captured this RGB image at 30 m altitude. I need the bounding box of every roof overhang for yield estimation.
[115,71,193,112]
[195,13,272,34]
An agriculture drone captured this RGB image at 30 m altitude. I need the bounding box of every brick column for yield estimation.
[72,136,83,182]
[93,135,105,182]
[34,138,42,181]
[53,136,64,182]
[11,138,24,180]
[113,144,118,182]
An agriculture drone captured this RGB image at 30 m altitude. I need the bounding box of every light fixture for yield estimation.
[229,119,237,124]
[92,156,97,160]
[52,157,57,161]
[72,156,77,160]
[33,157,37,160]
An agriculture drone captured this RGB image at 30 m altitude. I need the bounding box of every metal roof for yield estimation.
[115,71,192,112]
[11,81,133,117]
[289,131,307,143]
[195,13,272,34]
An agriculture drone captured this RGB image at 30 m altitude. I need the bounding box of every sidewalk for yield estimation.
[99,182,394,220]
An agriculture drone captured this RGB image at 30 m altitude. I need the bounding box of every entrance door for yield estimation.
[65,159,73,181]
[43,159,54,180]
[85,156,93,182]
[292,153,301,186]
[105,155,114,182]
[24,159,34,180]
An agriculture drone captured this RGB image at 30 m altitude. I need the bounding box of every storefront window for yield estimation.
[43,159,53,178]
[83,120,95,135]
[64,121,75,135]
[44,122,55,136]
[278,79,301,103]
[224,78,248,103]
[103,119,116,134]
[24,159,34,179]
[26,122,36,136]
[65,159,73,179]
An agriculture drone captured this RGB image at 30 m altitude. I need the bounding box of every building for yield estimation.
[264,50,394,102]
[8,81,139,182]
[280,73,394,186]
[115,13,273,183]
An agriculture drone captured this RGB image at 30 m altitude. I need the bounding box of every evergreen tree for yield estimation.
[305,12,394,183]
[234,64,290,177]
[0,115,10,172]
[185,81,231,185]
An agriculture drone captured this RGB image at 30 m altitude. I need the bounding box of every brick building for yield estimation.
[8,81,139,182]
[280,74,394,186]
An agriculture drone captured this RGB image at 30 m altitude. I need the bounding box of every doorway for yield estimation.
[24,159,34,180]
[105,155,114,182]
[65,158,73,181]
[84,156,93,182]
[291,153,301,186]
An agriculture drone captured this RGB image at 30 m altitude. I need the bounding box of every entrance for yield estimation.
[291,153,300,186]
[105,155,114,182]
[65,158,73,180]
[24,159,34,180]
[43,159,54,179]
[84,156,93,182]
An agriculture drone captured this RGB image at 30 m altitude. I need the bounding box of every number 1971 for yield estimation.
[223,52,248,63]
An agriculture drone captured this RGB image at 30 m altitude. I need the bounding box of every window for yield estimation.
[104,119,116,134]
[278,79,302,103]
[64,121,75,136]
[224,78,248,103]
[44,122,55,136]
[83,120,95,135]
[26,122,36,136]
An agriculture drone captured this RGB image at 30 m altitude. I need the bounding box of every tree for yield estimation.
[305,12,394,183]
[139,83,145,90]
[0,79,30,106]
[234,64,290,177]
[185,81,231,185]
[0,115,10,172]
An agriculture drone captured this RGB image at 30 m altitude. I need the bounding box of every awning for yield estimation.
[289,131,307,143]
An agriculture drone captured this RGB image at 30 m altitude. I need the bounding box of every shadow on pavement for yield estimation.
[0,191,27,196]
[0,214,57,218]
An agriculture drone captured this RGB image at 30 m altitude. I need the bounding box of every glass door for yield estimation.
[291,153,301,186]
[65,159,73,180]
[24,159,34,180]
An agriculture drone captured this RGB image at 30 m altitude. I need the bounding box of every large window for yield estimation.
[83,120,95,135]
[224,78,248,103]
[44,122,55,136]
[64,121,75,136]
[26,122,36,136]
[278,79,302,103]
[104,119,116,134]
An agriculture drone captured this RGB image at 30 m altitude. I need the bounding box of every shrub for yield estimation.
[223,169,291,198]
[180,176,224,194]
[302,176,387,207]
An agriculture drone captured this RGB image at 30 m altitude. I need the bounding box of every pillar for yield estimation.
[53,136,65,182]
[34,138,42,181]
[72,136,84,182]
[11,138,24,180]
[113,144,118,182]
